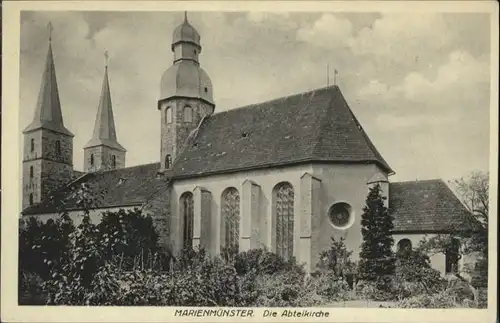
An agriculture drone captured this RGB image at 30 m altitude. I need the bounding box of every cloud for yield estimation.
[19,11,491,182]
[358,50,489,103]
[296,14,353,48]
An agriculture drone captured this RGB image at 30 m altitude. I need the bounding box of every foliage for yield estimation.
[18,215,75,281]
[358,183,395,286]
[18,270,47,305]
[97,208,165,271]
[234,248,305,276]
[394,249,447,296]
[450,171,489,256]
[395,291,460,308]
[317,237,356,278]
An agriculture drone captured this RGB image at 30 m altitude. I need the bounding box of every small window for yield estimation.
[111,155,116,168]
[29,193,34,205]
[29,166,34,179]
[165,106,172,124]
[30,139,35,152]
[194,49,197,55]
[204,87,208,93]
[328,202,353,229]
[55,140,61,155]
[90,154,94,166]
[183,105,193,123]
[165,154,172,169]
[397,239,412,254]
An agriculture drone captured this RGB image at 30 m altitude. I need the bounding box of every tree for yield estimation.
[358,183,395,285]
[451,171,488,257]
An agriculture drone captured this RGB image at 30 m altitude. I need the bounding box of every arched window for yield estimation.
[165,154,172,169]
[221,187,240,250]
[55,140,61,155]
[30,139,35,152]
[90,154,94,166]
[111,155,116,169]
[445,238,461,274]
[29,166,34,179]
[165,106,172,124]
[274,182,294,261]
[180,192,194,249]
[29,193,34,205]
[183,105,193,123]
[397,238,412,254]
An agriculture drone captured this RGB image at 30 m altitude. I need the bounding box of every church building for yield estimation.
[21,14,474,277]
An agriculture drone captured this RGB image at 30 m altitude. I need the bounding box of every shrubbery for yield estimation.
[18,202,484,308]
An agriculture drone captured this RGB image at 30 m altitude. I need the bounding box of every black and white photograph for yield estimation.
[1,1,498,322]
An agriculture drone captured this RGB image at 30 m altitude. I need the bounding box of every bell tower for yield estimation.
[22,23,74,209]
[158,12,215,172]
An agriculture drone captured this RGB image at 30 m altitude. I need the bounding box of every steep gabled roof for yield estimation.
[23,42,73,137]
[389,179,473,232]
[22,163,170,215]
[172,85,393,178]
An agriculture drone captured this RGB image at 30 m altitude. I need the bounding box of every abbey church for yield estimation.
[21,14,473,276]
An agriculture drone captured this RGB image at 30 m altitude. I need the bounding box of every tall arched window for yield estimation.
[111,155,116,169]
[165,106,172,124]
[221,187,240,250]
[165,154,172,169]
[90,154,94,166]
[180,192,194,249]
[397,238,412,254]
[30,139,35,152]
[445,238,461,274]
[274,182,294,261]
[29,193,34,205]
[29,166,34,179]
[183,105,193,123]
[55,140,61,155]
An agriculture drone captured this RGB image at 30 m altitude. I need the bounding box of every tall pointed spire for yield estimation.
[84,52,125,152]
[23,22,73,136]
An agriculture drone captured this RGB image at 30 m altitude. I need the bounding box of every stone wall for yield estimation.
[159,98,213,171]
[22,129,74,209]
[83,145,126,172]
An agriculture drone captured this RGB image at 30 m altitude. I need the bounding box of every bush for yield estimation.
[234,248,304,276]
[394,249,447,297]
[317,237,356,278]
[18,270,47,305]
[396,291,459,308]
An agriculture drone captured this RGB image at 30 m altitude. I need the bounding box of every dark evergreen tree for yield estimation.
[358,183,395,284]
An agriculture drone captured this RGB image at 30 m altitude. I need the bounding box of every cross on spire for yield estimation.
[48,21,53,42]
[184,11,188,22]
[104,50,109,69]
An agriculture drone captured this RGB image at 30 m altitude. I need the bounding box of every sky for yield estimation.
[19,11,492,182]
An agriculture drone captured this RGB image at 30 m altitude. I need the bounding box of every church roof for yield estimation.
[22,163,168,215]
[23,42,73,137]
[389,179,473,233]
[172,85,394,178]
[84,66,126,152]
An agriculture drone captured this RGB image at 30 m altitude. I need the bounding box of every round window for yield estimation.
[328,202,353,229]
